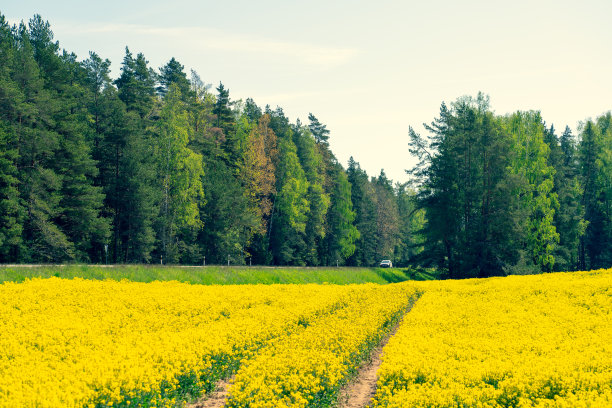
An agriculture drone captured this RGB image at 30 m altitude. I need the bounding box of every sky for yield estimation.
[3,0,612,182]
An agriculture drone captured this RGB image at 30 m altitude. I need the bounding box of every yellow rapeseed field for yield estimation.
[1,270,610,408]
[0,278,391,407]
[371,269,612,408]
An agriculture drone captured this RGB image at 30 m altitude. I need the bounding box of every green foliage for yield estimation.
[153,84,204,262]
[393,183,424,266]
[101,47,159,263]
[322,164,359,264]
[271,138,310,265]
[547,126,584,271]
[293,123,330,265]
[346,158,378,266]
[0,121,22,261]
[503,111,559,272]
[200,157,258,265]
[409,95,526,278]
[373,170,400,261]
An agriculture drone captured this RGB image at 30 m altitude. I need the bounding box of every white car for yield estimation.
[379,260,393,268]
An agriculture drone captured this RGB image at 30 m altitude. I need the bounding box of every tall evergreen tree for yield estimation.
[308,113,330,145]
[213,82,235,136]
[346,157,378,266]
[11,22,73,261]
[157,57,191,99]
[0,16,24,261]
[199,157,258,265]
[114,48,157,119]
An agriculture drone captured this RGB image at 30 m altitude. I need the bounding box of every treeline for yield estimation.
[1,16,610,275]
[0,15,420,266]
[409,94,611,278]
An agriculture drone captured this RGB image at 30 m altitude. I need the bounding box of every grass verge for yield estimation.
[0,265,427,285]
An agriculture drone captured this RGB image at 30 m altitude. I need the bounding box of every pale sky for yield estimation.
[4,0,612,182]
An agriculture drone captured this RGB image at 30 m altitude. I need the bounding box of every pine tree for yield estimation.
[157,57,192,99]
[26,16,111,261]
[244,98,262,123]
[115,48,157,119]
[308,113,330,145]
[82,51,112,147]
[10,21,74,262]
[0,15,24,261]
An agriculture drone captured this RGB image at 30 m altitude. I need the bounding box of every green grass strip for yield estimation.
[0,265,426,285]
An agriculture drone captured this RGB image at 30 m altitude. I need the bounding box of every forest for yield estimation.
[0,15,610,277]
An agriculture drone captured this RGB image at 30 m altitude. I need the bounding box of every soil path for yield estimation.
[337,304,414,408]
[187,301,416,408]
[187,376,234,408]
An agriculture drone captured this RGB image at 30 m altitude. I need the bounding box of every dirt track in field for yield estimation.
[188,376,234,408]
[337,303,415,408]
[187,302,415,408]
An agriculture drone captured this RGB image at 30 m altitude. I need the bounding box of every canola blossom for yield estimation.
[226,283,421,407]
[371,269,612,408]
[0,278,381,407]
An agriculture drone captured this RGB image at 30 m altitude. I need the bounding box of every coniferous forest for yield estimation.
[0,15,610,277]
